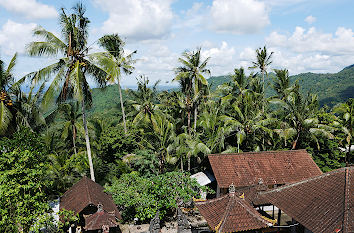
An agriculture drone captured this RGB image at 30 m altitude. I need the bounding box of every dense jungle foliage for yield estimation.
[0,3,353,232]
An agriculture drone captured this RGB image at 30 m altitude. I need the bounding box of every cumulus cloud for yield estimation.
[0,0,57,19]
[266,26,354,55]
[201,41,236,75]
[265,26,354,73]
[94,0,174,41]
[208,0,270,34]
[0,20,37,56]
[305,15,316,24]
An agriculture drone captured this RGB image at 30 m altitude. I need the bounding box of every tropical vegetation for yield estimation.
[0,2,352,232]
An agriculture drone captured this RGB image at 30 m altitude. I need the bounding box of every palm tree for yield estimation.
[26,3,109,181]
[58,102,84,156]
[334,98,354,164]
[0,54,16,135]
[127,75,161,131]
[174,47,210,134]
[271,84,334,149]
[249,46,273,112]
[272,69,292,100]
[97,34,136,134]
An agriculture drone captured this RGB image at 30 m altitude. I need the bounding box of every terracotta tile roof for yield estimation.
[195,192,274,232]
[208,149,322,188]
[84,210,118,231]
[259,167,353,233]
[60,176,121,219]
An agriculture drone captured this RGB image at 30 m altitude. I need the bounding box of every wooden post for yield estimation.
[272,205,275,218]
[277,209,282,225]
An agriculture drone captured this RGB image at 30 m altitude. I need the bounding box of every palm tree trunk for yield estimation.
[180,155,184,172]
[194,106,198,131]
[72,124,77,156]
[187,109,191,135]
[81,98,95,181]
[188,153,191,172]
[117,79,127,134]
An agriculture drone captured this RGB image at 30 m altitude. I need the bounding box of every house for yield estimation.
[194,150,324,232]
[195,184,275,233]
[259,167,353,233]
[207,149,322,198]
[60,176,121,232]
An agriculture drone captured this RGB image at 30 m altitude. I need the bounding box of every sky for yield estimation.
[0,0,354,87]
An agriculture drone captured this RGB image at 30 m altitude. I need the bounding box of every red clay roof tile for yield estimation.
[195,193,273,232]
[60,176,121,219]
[260,167,353,233]
[208,149,322,188]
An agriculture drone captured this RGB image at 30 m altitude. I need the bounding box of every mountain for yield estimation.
[207,65,354,107]
[89,65,354,115]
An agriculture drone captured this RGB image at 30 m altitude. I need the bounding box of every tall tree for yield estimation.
[250,46,273,111]
[334,98,354,164]
[58,102,84,156]
[26,3,108,181]
[97,34,136,134]
[174,47,210,135]
[0,54,17,135]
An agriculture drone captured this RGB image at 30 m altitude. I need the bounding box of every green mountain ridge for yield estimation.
[207,65,354,107]
[90,65,354,115]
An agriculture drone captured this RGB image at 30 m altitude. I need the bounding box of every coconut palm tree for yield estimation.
[271,84,334,150]
[174,47,210,134]
[249,46,273,112]
[272,69,293,100]
[97,34,136,134]
[334,98,354,164]
[0,54,17,135]
[58,102,84,156]
[26,3,109,181]
[127,75,161,131]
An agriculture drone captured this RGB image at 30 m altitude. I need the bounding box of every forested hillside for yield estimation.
[207,65,354,107]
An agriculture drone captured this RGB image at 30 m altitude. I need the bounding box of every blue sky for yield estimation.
[0,0,354,86]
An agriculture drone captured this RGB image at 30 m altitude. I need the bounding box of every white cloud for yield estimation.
[265,26,354,73]
[0,20,37,56]
[201,41,236,75]
[208,0,270,34]
[266,26,354,55]
[0,0,57,19]
[94,0,174,41]
[305,15,316,24]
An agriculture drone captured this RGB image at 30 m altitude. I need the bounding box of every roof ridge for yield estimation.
[259,167,350,195]
[342,167,351,233]
[85,177,92,204]
[208,149,307,156]
[234,196,272,227]
[217,195,235,232]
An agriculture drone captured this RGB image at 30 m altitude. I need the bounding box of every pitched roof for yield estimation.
[60,177,121,219]
[259,167,353,233]
[84,210,118,231]
[208,149,322,188]
[195,192,274,232]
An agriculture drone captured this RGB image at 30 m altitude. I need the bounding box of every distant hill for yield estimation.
[207,65,354,107]
[89,65,354,114]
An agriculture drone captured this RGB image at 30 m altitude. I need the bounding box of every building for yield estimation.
[208,149,322,198]
[60,177,121,232]
[195,184,275,233]
[259,167,353,233]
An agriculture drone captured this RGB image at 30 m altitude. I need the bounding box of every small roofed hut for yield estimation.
[208,149,322,200]
[195,184,275,233]
[259,167,353,233]
[60,177,121,232]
